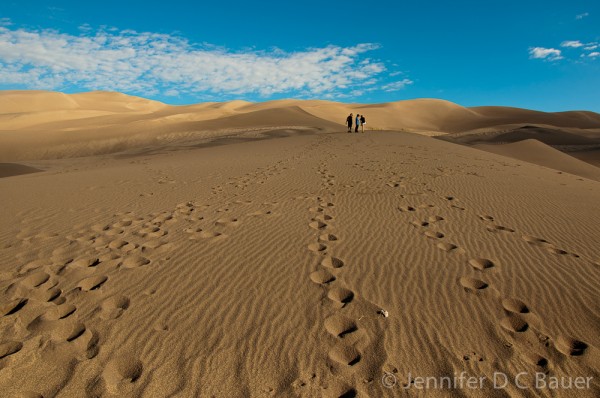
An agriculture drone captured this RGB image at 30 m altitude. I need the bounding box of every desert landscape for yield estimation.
[0,90,599,397]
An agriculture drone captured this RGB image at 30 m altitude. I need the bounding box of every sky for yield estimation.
[0,0,599,111]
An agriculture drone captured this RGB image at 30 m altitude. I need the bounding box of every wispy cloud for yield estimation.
[576,12,589,20]
[0,25,397,98]
[530,39,600,62]
[589,52,600,58]
[529,47,563,61]
[381,79,413,92]
[561,40,583,48]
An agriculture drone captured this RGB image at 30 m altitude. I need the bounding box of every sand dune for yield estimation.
[2,90,600,163]
[1,127,599,397]
[475,139,600,182]
[1,90,600,396]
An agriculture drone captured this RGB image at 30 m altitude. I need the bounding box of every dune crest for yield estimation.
[1,90,599,181]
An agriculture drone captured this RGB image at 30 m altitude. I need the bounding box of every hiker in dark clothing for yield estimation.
[355,114,360,133]
[360,115,366,133]
[346,113,353,132]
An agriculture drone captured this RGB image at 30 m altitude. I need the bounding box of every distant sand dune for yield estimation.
[475,139,600,182]
[2,91,600,162]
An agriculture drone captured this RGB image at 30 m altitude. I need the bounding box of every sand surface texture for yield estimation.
[1,91,599,397]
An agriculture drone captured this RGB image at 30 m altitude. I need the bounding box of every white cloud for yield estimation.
[561,40,583,48]
[381,79,413,92]
[529,47,563,61]
[576,12,589,19]
[589,52,600,58]
[0,26,392,98]
[584,44,598,51]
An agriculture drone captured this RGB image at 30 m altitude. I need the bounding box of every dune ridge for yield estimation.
[2,91,600,165]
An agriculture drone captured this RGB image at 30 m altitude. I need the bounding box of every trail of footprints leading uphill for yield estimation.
[302,161,388,398]
[398,191,590,377]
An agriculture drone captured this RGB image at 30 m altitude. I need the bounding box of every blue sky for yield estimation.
[0,0,599,111]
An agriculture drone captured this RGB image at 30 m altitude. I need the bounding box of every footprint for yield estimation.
[328,344,361,366]
[424,231,444,239]
[1,298,28,316]
[196,231,224,239]
[468,258,495,270]
[319,234,338,242]
[546,247,568,255]
[322,256,344,269]
[323,384,357,398]
[31,287,62,302]
[308,243,327,252]
[141,240,171,251]
[501,298,529,314]
[137,226,166,239]
[102,354,144,394]
[22,272,50,288]
[247,210,272,217]
[500,315,529,333]
[398,206,416,212]
[53,322,87,342]
[121,256,150,268]
[99,295,130,320]
[315,214,333,222]
[555,336,588,356]
[71,257,101,268]
[0,341,23,359]
[487,225,515,233]
[44,303,77,320]
[459,277,489,291]
[522,235,550,246]
[523,352,549,371]
[215,217,240,227]
[437,243,458,252]
[479,215,494,221]
[327,287,354,304]
[428,215,444,222]
[108,240,138,253]
[410,221,429,227]
[77,275,108,291]
[309,270,336,284]
[324,314,357,337]
[309,221,327,230]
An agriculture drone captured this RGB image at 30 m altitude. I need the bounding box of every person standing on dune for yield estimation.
[346,113,353,132]
[355,114,360,133]
[360,114,366,133]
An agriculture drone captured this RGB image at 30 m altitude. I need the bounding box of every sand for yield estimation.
[0,91,599,397]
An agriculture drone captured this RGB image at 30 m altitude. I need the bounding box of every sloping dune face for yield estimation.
[1,91,600,162]
[475,139,600,182]
[0,130,599,397]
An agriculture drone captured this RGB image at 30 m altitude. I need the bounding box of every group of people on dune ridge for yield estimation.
[346,113,366,133]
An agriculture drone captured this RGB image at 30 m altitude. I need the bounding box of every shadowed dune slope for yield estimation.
[475,139,600,182]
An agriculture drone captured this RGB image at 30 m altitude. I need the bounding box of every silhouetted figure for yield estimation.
[360,115,366,133]
[346,113,353,132]
[355,114,360,133]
